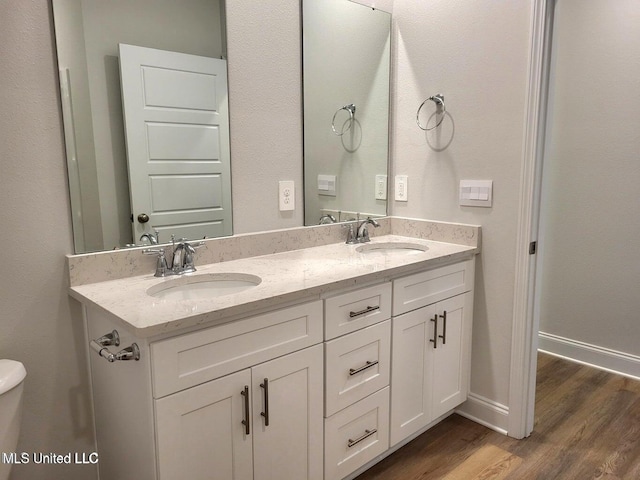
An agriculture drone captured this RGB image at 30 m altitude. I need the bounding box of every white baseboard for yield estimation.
[538,332,640,380]
[455,392,509,435]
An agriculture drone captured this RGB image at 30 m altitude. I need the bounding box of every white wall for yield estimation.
[0,2,96,479]
[390,0,532,408]
[538,0,640,368]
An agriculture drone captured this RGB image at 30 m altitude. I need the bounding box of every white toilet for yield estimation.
[0,360,26,480]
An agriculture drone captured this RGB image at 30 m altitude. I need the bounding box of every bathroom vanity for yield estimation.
[68,220,479,480]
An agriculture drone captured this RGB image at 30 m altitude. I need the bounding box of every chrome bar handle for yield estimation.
[90,330,140,363]
[347,429,377,448]
[439,311,447,345]
[241,386,250,435]
[349,305,380,318]
[349,360,379,376]
[430,314,438,349]
[260,378,270,426]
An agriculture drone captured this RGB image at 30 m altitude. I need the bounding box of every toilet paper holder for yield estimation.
[90,330,140,363]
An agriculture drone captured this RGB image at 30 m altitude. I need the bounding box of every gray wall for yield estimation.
[538,0,640,368]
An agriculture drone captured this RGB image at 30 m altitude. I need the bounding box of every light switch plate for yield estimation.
[279,180,295,211]
[459,180,493,207]
[318,175,337,197]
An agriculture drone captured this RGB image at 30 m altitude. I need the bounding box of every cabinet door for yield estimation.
[390,304,436,446]
[252,344,324,480]
[431,292,473,419]
[155,369,253,480]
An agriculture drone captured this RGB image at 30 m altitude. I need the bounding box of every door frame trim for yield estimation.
[507,0,555,439]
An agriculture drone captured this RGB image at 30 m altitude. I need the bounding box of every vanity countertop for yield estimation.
[69,234,478,338]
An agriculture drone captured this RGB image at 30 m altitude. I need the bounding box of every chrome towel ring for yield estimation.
[416,94,446,131]
[332,104,356,136]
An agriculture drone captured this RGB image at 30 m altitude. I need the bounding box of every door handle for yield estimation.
[439,311,447,345]
[260,378,270,427]
[241,386,250,435]
[137,213,150,223]
[430,314,438,349]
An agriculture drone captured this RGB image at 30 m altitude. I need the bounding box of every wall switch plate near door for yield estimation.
[279,181,295,211]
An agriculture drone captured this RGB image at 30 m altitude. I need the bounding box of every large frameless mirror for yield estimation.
[302,0,391,225]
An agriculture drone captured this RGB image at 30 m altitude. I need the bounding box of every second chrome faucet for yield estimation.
[345,216,380,244]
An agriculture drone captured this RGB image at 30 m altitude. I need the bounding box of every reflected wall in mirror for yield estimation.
[302,0,390,225]
[52,0,229,253]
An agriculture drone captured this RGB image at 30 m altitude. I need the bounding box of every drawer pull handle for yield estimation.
[241,386,250,435]
[439,311,447,345]
[349,305,380,318]
[348,429,377,448]
[260,378,270,427]
[349,360,379,376]
[430,314,438,349]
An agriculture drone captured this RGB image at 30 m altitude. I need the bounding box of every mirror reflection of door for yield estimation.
[119,44,232,243]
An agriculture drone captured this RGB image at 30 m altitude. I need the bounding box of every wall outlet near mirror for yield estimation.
[375,175,387,200]
[279,181,295,211]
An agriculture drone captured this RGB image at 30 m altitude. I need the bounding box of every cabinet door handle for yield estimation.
[347,429,377,448]
[241,386,250,435]
[430,314,438,349]
[439,311,447,345]
[349,305,380,318]
[260,378,270,427]
[349,360,379,376]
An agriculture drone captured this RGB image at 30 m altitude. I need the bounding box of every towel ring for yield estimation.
[332,104,356,136]
[416,94,446,131]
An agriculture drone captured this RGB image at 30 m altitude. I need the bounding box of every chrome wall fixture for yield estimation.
[416,94,446,131]
[90,330,141,362]
[331,103,356,136]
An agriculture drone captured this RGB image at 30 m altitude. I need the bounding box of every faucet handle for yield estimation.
[342,223,357,244]
[143,248,170,277]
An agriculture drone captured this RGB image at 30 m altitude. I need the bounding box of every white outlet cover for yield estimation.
[395,175,408,202]
[279,180,295,211]
[375,175,387,200]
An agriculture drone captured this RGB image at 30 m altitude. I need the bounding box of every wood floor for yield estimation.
[356,353,640,479]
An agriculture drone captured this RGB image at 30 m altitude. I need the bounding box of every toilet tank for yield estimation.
[0,360,27,480]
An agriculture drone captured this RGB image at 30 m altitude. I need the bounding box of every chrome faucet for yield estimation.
[143,236,203,277]
[356,217,380,243]
[318,214,337,224]
[139,230,159,245]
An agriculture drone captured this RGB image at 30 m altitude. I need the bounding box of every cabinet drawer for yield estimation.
[324,320,390,417]
[325,282,391,340]
[393,259,474,316]
[150,301,323,398]
[324,387,390,480]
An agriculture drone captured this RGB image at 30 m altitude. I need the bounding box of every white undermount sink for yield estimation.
[356,242,429,256]
[147,273,262,301]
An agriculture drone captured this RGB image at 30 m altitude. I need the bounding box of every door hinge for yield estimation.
[529,241,537,255]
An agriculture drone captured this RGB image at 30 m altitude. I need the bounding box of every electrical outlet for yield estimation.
[279,180,295,211]
[395,175,408,202]
[375,175,387,200]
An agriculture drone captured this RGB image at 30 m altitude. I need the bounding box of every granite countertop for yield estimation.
[69,234,478,338]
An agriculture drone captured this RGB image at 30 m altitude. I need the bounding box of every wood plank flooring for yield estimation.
[355,353,640,479]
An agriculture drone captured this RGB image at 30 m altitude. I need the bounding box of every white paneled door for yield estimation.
[119,44,232,242]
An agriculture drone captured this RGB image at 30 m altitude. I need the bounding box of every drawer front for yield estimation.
[325,282,391,340]
[324,387,390,480]
[324,320,390,417]
[393,258,474,316]
[151,301,323,398]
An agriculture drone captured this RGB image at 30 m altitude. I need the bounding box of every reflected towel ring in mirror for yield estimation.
[416,94,446,131]
[332,103,356,136]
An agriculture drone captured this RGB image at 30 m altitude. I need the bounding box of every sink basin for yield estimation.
[147,273,262,301]
[356,242,429,256]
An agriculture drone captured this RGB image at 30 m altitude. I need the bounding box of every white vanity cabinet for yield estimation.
[390,259,475,447]
[85,300,324,480]
[155,345,323,480]
[323,283,392,480]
